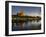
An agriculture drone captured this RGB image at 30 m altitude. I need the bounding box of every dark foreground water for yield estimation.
[12,21,41,31]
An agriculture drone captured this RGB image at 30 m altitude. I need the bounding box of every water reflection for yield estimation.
[12,20,41,31]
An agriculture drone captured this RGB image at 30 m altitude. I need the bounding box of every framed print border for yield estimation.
[5,1,45,36]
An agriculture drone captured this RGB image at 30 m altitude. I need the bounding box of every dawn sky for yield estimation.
[12,6,41,16]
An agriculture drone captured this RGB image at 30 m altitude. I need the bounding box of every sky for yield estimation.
[12,6,41,16]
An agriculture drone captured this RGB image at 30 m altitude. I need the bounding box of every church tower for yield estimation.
[17,7,25,16]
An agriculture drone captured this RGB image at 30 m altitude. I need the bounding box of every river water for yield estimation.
[12,20,41,31]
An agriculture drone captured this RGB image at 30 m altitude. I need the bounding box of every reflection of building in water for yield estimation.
[17,9,25,29]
